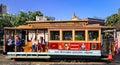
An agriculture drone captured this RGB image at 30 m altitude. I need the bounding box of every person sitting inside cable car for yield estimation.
[38,37,45,52]
[6,36,14,52]
[32,37,38,52]
[16,36,22,52]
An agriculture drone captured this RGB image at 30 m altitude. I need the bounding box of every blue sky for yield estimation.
[0,0,120,20]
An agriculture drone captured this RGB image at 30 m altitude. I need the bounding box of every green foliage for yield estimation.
[27,11,43,21]
[106,14,120,26]
[0,14,12,30]
[45,16,55,20]
[0,10,55,28]
[10,11,43,27]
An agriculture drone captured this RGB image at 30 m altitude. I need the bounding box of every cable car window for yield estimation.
[75,31,85,40]
[88,30,99,41]
[50,31,60,40]
[62,31,72,40]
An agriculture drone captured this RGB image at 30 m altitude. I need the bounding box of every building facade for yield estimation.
[0,4,7,14]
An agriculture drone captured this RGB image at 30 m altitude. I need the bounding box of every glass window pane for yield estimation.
[50,31,60,40]
[75,31,85,40]
[88,31,99,41]
[63,31,72,40]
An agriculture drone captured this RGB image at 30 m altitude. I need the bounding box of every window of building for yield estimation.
[88,30,99,41]
[62,31,72,40]
[75,31,85,40]
[50,31,60,40]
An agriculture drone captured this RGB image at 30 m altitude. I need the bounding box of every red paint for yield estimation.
[49,43,58,49]
[97,43,101,50]
[49,42,101,50]
[84,43,90,50]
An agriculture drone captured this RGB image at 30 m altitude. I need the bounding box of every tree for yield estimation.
[45,16,55,20]
[106,14,119,26]
[0,13,12,41]
[106,8,120,26]
[10,14,20,26]
[27,11,43,21]
[10,11,43,27]
[0,11,55,27]
[0,13,12,30]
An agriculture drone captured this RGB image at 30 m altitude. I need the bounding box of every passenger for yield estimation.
[6,36,14,52]
[16,36,22,52]
[32,37,38,52]
[38,37,42,52]
[38,37,45,52]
